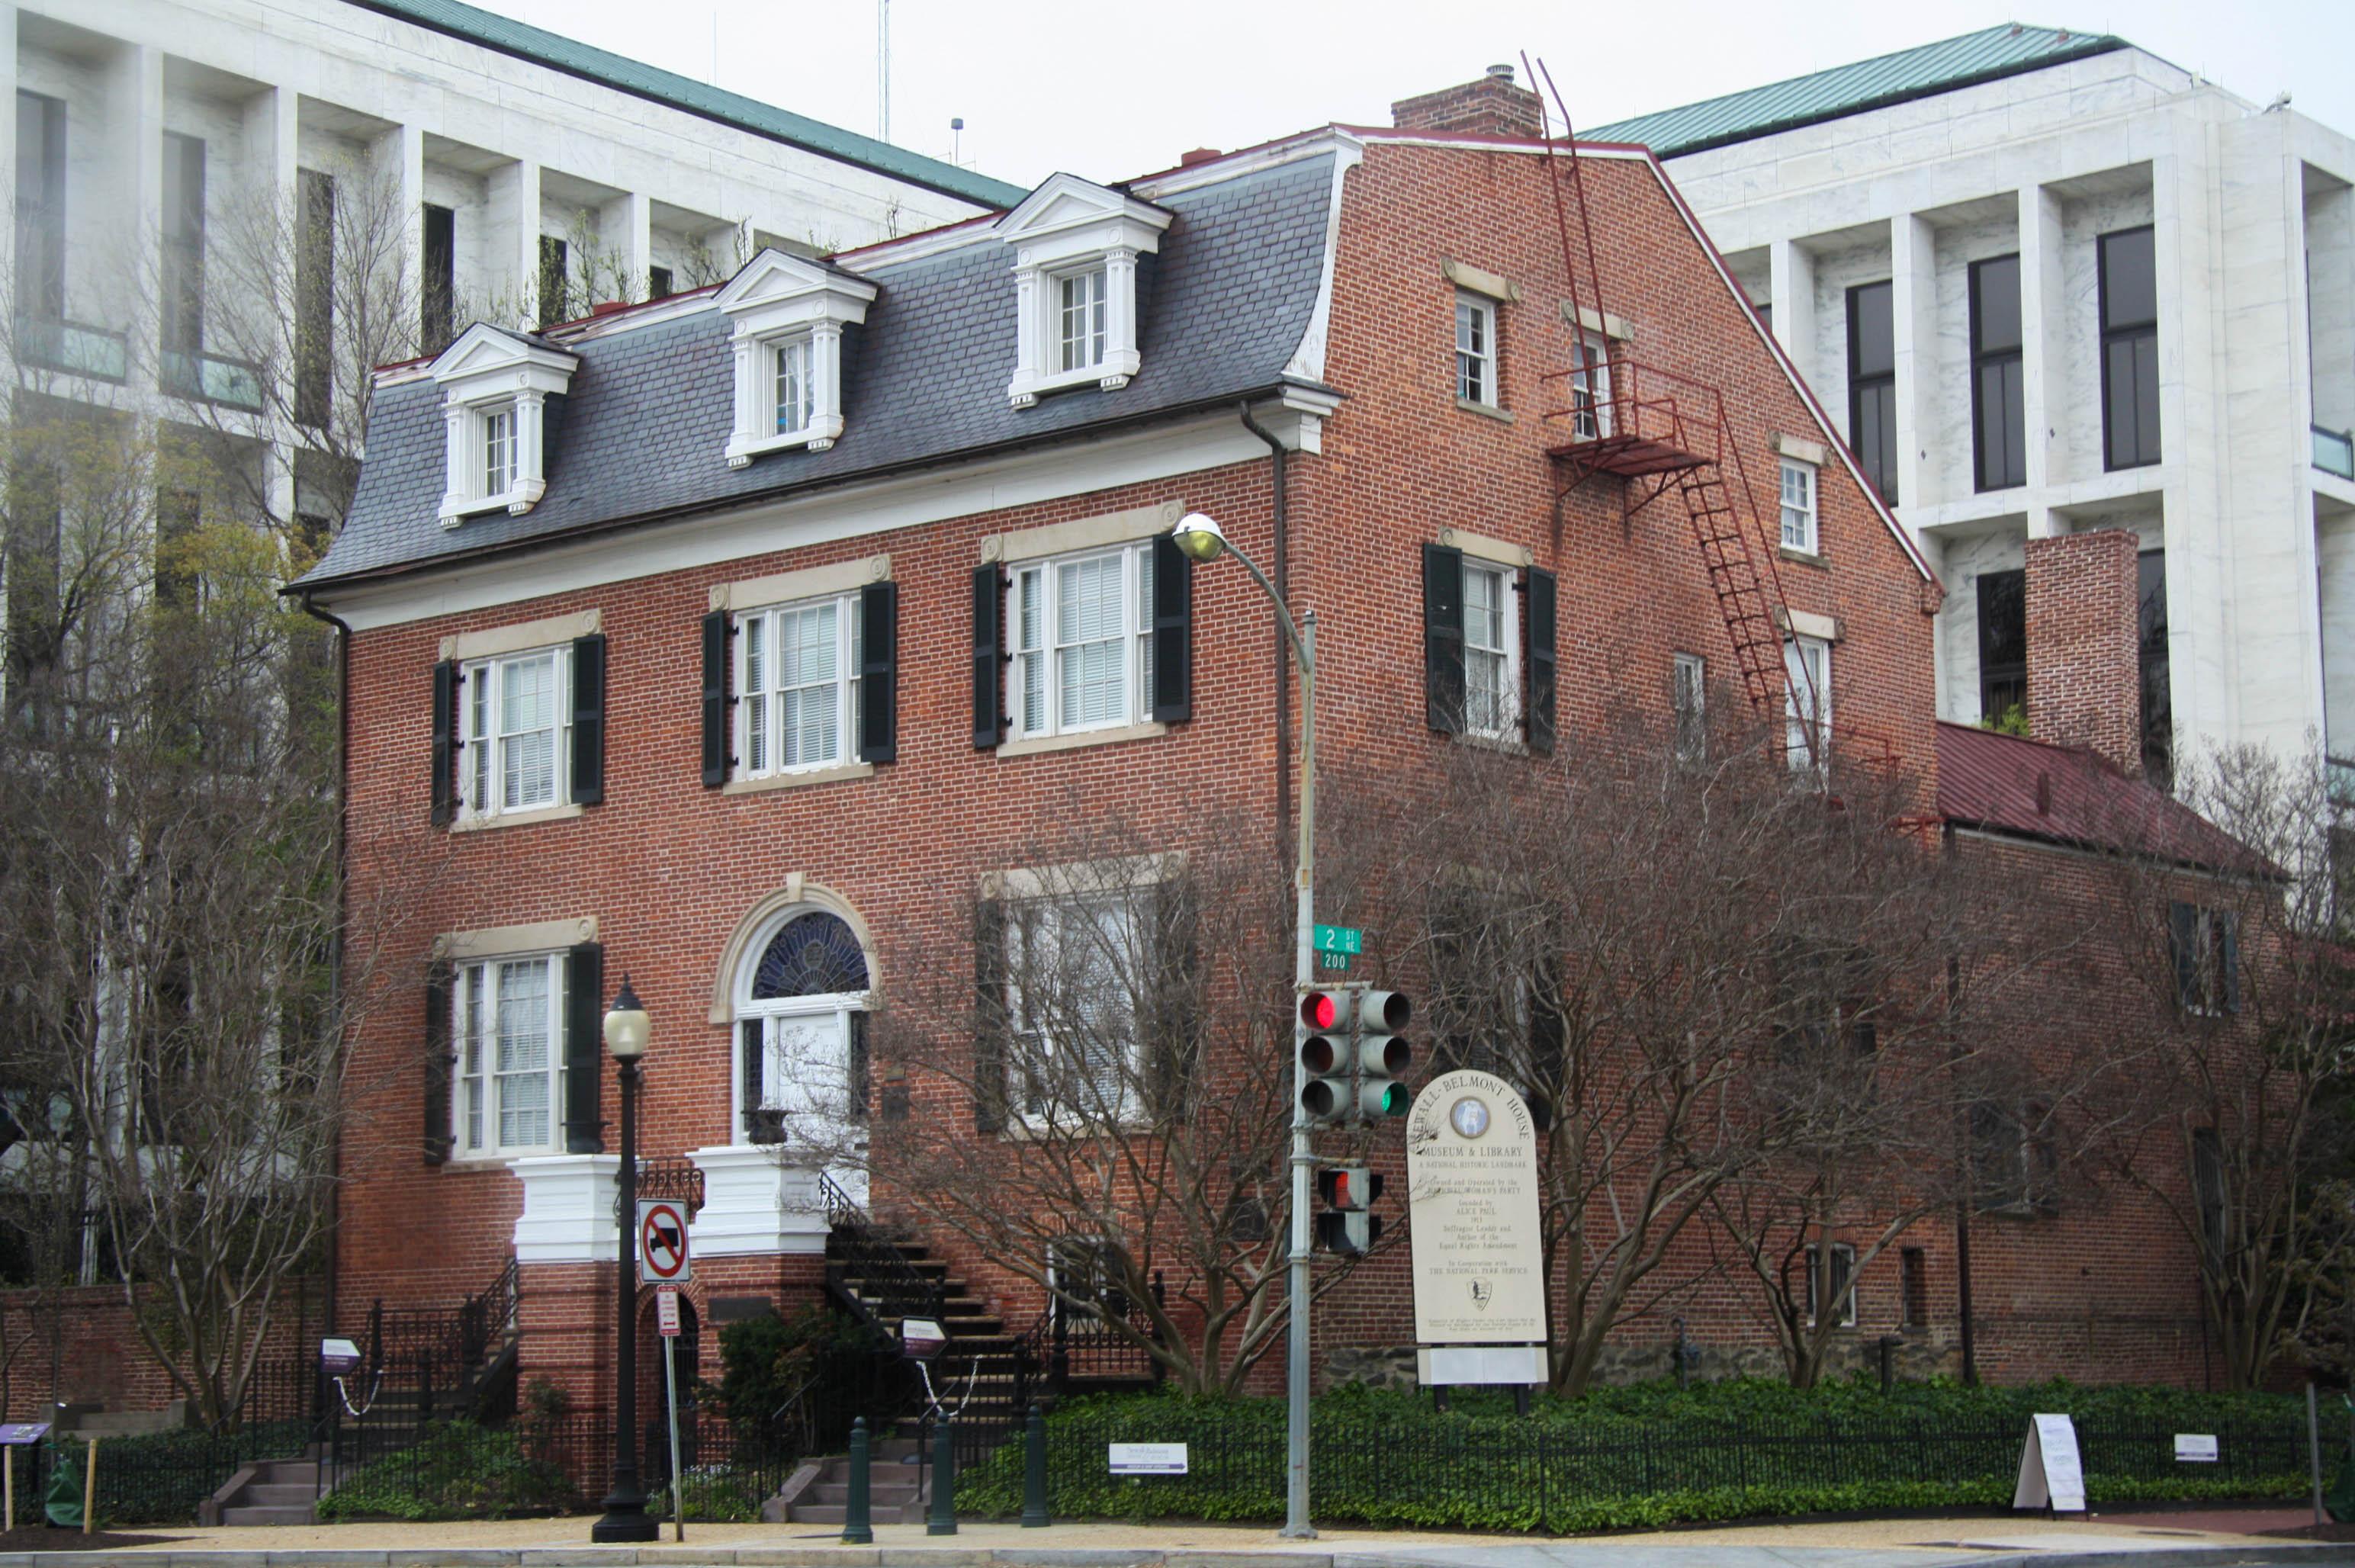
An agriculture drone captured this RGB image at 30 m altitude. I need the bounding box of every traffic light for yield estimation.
[1297,989,1353,1126]
[1353,990,1413,1120]
[1315,1165,1385,1256]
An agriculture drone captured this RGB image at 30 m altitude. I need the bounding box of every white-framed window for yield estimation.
[1008,541,1158,741]
[1463,561,1520,740]
[1007,892,1141,1126]
[1672,651,1708,763]
[737,592,865,778]
[460,646,570,819]
[1058,266,1109,374]
[1803,1241,1858,1327]
[1784,635,1830,773]
[453,951,567,1158]
[773,336,814,437]
[2169,901,2241,1015]
[1456,291,1498,406]
[1568,331,1611,439]
[734,908,872,1165]
[480,405,516,500]
[1779,458,1819,554]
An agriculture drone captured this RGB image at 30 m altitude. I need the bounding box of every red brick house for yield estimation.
[296,70,2228,1430]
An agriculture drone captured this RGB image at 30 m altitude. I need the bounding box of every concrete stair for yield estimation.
[201,1455,333,1526]
[779,1438,930,1525]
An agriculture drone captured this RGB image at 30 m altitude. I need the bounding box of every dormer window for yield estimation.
[429,323,579,528]
[997,174,1174,409]
[715,249,878,468]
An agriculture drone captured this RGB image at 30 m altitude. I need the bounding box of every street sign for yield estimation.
[1317,950,1352,972]
[1312,924,1363,956]
[0,1425,48,1445]
[656,1286,681,1338]
[638,1199,692,1284]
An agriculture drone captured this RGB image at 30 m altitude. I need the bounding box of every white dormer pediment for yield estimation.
[432,325,578,527]
[996,175,1174,408]
[716,250,879,467]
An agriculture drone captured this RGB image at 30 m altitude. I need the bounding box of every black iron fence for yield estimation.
[313,1409,606,1520]
[966,1403,2313,1531]
[19,1421,310,1526]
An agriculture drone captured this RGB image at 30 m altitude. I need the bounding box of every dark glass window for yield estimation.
[1846,281,1898,504]
[536,235,569,329]
[1969,254,2026,491]
[155,489,201,610]
[2139,550,2171,782]
[2100,227,2161,470]
[160,133,207,356]
[296,170,335,429]
[648,265,674,301]
[1899,1246,1927,1329]
[1976,568,2026,726]
[750,912,869,999]
[14,92,66,321]
[422,204,456,352]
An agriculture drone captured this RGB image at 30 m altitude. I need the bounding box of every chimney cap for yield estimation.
[1486,63,1515,82]
[1178,146,1222,167]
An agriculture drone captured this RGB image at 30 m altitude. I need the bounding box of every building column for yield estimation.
[1769,236,1817,387]
[0,3,19,329]
[371,123,425,347]
[599,191,651,304]
[488,157,542,326]
[112,42,165,390]
[2019,185,2067,536]
[1892,212,1938,512]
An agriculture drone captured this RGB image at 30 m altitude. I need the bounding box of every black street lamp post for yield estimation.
[591,977,658,1544]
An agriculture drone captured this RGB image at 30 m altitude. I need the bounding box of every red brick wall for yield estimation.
[0,1281,327,1422]
[329,135,2207,1401]
[2026,530,2141,774]
[1390,70,1545,140]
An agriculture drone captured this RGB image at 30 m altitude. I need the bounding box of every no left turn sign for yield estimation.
[638,1199,691,1284]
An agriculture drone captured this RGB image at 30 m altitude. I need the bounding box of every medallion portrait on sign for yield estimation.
[1449,1094,1490,1140]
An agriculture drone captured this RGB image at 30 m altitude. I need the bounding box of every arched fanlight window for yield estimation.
[750,911,869,1001]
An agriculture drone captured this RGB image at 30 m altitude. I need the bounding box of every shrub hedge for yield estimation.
[959,1380,2315,1533]
[315,1419,581,1521]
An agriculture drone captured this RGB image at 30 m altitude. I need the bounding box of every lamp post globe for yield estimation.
[590,975,657,1544]
[1171,512,1228,563]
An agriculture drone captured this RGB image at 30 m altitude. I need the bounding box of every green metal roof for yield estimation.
[1583,24,2128,159]
[342,0,1026,211]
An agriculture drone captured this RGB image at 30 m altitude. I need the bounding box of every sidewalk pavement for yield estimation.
[1,1510,2341,1567]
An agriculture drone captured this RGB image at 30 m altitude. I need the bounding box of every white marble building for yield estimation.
[1592,25,2355,776]
[1,0,1014,574]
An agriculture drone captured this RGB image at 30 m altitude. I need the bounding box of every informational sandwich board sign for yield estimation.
[2013,1412,2087,1512]
[1405,1068,1546,1380]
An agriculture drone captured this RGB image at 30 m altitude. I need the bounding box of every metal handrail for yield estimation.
[818,1173,946,1322]
[635,1155,707,1215]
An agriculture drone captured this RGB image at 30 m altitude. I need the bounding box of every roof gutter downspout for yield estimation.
[298,590,353,1380]
[1238,402,1291,866]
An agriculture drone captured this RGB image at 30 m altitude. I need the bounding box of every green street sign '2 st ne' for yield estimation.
[1313,924,1363,956]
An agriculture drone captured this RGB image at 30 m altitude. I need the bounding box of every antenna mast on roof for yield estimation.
[876,0,892,144]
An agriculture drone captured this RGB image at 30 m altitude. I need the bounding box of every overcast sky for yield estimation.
[477,0,2350,191]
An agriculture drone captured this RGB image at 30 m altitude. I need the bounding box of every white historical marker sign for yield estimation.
[1405,1068,1547,1379]
[1108,1443,1188,1475]
[2174,1434,2218,1463]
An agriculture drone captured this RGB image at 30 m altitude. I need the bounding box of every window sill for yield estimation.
[1009,363,1133,407]
[1456,397,1515,424]
[1454,729,1527,756]
[726,423,843,468]
[439,1154,544,1172]
[451,801,585,834]
[724,760,876,795]
[998,720,1168,759]
[1778,545,1829,570]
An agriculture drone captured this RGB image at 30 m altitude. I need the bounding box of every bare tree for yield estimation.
[867,805,1379,1396]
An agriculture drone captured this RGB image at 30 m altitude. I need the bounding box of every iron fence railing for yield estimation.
[21,1421,310,1526]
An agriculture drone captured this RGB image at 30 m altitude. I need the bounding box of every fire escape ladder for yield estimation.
[1677,463,1785,712]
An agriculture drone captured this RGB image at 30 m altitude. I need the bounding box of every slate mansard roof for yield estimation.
[308,152,1339,590]
[1585,24,2127,158]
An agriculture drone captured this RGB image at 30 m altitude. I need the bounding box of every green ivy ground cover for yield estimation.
[958,1380,2315,1534]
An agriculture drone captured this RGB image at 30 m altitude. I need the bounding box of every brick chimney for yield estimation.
[1392,64,1545,140]
[2023,529,2141,774]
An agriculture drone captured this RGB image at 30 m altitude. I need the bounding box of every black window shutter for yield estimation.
[738,1018,763,1140]
[972,565,1005,749]
[422,959,455,1165]
[1149,532,1194,724]
[1423,543,1466,734]
[2168,901,2198,1009]
[562,943,605,1153]
[848,1011,872,1123]
[570,634,606,805]
[1147,879,1202,1122]
[972,900,1008,1131]
[430,660,458,826]
[1524,565,1558,754]
[2220,913,2242,1014]
[858,580,898,764]
[700,609,731,787]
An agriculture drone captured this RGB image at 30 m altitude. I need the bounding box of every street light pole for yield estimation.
[593,979,657,1544]
[1171,513,1317,1538]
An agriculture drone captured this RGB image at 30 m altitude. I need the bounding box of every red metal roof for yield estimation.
[1934,721,2256,871]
